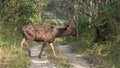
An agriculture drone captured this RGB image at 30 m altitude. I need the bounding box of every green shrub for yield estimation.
[0,38,28,68]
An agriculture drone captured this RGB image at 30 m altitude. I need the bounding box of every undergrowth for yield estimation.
[0,35,28,68]
[70,41,120,68]
[0,47,28,68]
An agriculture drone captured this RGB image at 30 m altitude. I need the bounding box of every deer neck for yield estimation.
[53,28,69,37]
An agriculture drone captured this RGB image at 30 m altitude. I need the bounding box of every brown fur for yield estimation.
[20,24,76,58]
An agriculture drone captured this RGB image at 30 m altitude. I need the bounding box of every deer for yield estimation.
[20,24,76,58]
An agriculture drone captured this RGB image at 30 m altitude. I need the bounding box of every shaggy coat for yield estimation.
[20,24,76,58]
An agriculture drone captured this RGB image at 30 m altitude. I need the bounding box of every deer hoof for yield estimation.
[39,56,41,59]
[28,53,31,56]
[28,52,31,56]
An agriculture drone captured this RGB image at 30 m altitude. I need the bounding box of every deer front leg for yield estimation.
[39,42,47,59]
[49,43,57,57]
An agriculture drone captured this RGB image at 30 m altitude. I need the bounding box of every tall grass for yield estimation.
[0,35,28,68]
[70,36,120,68]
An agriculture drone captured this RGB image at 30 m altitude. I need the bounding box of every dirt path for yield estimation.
[28,45,93,68]
[58,45,93,68]
[28,45,56,68]
[45,12,64,26]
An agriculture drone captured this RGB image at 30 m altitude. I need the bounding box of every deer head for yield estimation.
[65,24,76,36]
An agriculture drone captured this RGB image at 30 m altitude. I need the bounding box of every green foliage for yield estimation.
[0,36,28,68]
[97,2,120,40]
[0,0,120,68]
[69,2,120,68]
[44,0,120,67]
[0,0,52,68]
[41,13,56,26]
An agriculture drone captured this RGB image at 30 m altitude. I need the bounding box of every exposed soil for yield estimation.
[58,45,93,68]
[45,12,64,26]
[28,45,93,68]
[28,45,56,68]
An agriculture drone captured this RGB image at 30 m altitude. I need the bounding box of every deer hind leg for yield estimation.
[20,38,31,56]
[24,40,31,56]
[39,42,47,59]
[20,38,25,51]
[49,43,57,57]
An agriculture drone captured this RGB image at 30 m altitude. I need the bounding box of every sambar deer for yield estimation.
[20,24,76,58]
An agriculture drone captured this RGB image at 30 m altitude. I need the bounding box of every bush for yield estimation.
[0,37,28,68]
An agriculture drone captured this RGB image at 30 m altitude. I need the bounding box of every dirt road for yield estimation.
[58,45,92,68]
[28,45,56,68]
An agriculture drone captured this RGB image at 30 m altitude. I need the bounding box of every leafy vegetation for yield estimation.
[46,0,120,68]
[67,1,120,68]
[0,0,120,68]
[0,36,28,68]
[0,0,52,68]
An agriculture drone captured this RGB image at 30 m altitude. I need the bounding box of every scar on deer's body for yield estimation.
[20,24,76,58]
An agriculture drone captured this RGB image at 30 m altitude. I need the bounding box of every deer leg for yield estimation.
[24,40,31,56]
[20,38,31,56]
[20,38,25,51]
[39,42,47,59]
[49,43,57,57]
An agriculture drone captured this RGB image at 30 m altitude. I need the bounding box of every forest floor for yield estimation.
[28,12,94,68]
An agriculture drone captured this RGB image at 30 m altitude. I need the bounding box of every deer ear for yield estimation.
[67,24,72,28]
[66,25,69,27]
[66,24,71,28]
[66,24,71,30]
